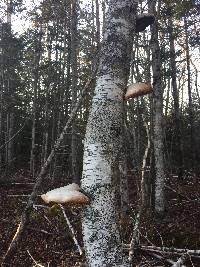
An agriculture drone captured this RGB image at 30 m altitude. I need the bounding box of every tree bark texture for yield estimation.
[81,1,136,266]
[149,0,166,215]
[184,17,196,169]
[30,27,42,178]
[168,15,183,180]
[71,0,79,183]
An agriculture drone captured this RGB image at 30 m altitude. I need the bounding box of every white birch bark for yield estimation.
[81,1,137,266]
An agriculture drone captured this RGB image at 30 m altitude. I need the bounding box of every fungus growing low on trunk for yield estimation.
[125,82,153,100]
[136,13,155,32]
[41,183,90,205]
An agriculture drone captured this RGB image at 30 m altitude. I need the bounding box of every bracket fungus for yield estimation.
[124,82,153,100]
[41,183,90,205]
[135,13,155,33]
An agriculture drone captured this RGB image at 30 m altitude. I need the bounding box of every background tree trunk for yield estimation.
[184,17,196,170]
[30,27,42,178]
[149,0,166,216]
[71,0,79,184]
[169,14,183,180]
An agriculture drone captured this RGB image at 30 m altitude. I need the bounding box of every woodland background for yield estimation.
[0,0,200,266]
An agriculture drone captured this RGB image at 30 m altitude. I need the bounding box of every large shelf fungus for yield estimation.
[41,183,90,205]
[124,82,153,100]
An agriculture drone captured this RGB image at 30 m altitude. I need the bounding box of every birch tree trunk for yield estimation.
[81,1,136,266]
[149,0,166,216]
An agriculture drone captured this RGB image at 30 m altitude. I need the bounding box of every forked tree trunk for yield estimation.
[149,0,166,216]
[81,1,137,266]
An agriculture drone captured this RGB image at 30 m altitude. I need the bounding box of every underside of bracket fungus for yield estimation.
[41,183,90,205]
[124,82,153,100]
[135,13,155,33]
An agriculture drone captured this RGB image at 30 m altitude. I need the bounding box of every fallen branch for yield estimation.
[7,195,30,197]
[140,245,200,257]
[0,119,28,152]
[128,211,141,262]
[59,204,83,256]
[150,252,175,265]
[172,254,187,267]
[27,227,53,236]
[2,70,97,265]
[27,250,44,267]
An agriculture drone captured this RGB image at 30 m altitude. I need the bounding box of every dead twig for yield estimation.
[2,69,97,265]
[27,250,44,267]
[171,254,187,267]
[140,245,200,257]
[59,204,83,256]
[128,211,141,262]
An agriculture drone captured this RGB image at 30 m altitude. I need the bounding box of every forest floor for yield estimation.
[0,169,200,267]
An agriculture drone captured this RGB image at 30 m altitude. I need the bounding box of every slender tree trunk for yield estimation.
[0,22,4,171]
[101,0,106,35]
[50,21,60,179]
[5,0,14,171]
[141,115,151,209]
[2,71,97,265]
[64,0,72,125]
[184,17,196,169]
[71,0,79,183]
[149,0,166,216]
[7,112,14,166]
[30,28,42,178]
[169,15,183,180]
[95,0,100,51]
[119,120,129,219]
[0,83,3,170]
[164,77,170,117]
[81,1,136,266]
[41,28,52,165]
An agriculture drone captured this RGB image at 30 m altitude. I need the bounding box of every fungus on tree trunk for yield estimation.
[124,82,153,100]
[136,13,155,32]
[41,183,90,205]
